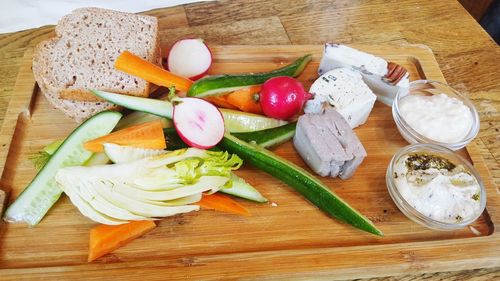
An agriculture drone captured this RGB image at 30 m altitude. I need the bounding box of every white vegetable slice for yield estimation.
[144,148,208,168]
[90,182,200,218]
[113,176,228,201]
[76,181,150,221]
[103,143,167,164]
[56,169,146,222]
[55,147,241,224]
[84,152,110,166]
[157,193,202,206]
[62,183,126,225]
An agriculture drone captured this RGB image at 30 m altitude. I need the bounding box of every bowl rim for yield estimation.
[392,80,480,150]
[386,143,487,230]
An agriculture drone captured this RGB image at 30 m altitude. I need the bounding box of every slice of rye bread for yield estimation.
[36,66,119,123]
[33,7,161,107]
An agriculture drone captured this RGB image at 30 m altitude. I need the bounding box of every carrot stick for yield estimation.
[205,96,239,110]
[84,120,166,152]
[88,220,156,262]
[197,193,251,216]
[225,85,262,114]
[115,51,193,92]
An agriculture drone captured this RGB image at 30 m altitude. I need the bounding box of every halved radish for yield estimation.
[173,98,224,149]
[167,38,212,81]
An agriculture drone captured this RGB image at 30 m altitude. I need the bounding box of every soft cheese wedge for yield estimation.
[305,68,376,128]
[318,43,409,106]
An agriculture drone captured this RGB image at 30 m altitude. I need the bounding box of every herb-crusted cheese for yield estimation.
[305,68,376,128]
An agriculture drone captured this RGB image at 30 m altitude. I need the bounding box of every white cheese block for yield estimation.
[318,43,409,106]
[318,44,388,77]
[305,68,376,128]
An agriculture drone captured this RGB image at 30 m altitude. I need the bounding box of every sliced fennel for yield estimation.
[104,143,267,202]
[220,174,268,203]
[84,152,110,166]
[55,148,243,224]
[103,143,166,164]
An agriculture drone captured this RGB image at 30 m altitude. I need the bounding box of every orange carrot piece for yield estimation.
[205,96,239,110]
[226,85,263,114]
[84,120,166,152]
[197,193,251,217]
[115,51,193,92]
[88,220,156,262]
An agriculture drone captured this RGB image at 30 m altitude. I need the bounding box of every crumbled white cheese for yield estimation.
[305,68,376,128]
[270,202,278,207]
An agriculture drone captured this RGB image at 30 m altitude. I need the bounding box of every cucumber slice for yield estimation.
[103,143,166,164]
[92,90,287,133]
[220,109,288,133]
[187,55,312,97]
[232,122,297,148]
[220,174,267,203]
[92,89,174,118]
[3,111,122,226]
[219,133,383,236]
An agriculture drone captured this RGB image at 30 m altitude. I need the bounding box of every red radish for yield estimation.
[167,38,212,81]
[173,97,224,149]
[260,76,312,120]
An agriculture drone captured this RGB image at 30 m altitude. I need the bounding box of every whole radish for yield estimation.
[259,76,312,120]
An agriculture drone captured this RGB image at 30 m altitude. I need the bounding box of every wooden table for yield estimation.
[0,0,498,280]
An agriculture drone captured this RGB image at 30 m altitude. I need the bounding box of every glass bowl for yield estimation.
[392,80,480,150]
[386,143,486,230]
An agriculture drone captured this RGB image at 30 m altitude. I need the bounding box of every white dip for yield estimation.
[393,153,481,223]
[399,93,473,143]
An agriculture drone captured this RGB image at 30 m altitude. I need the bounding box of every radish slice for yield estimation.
[167,38,212,81]
[173,98,224,149]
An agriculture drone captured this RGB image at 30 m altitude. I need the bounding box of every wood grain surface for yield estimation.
[1,43,498,281]
[0,0,498,280]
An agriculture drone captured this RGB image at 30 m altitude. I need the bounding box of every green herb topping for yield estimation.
[406,153,456,171]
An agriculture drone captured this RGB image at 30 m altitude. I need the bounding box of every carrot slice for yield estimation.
[115,51,193,92]
[197,193,251,216]
[88,220,156,262]
[205,96,239,110]
[84,120,166,152]
[225,85,262,114]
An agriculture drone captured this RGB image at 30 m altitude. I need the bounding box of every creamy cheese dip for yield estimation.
[399,94,473,143]
[393,153,481,223]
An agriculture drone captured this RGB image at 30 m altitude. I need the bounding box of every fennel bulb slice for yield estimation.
[103,143,167,164]
[55,148,243,224]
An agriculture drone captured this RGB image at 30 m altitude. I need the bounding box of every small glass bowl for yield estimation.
[392,80,480,150]
[386,143,486,231]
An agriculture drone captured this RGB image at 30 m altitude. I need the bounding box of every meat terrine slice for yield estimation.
[293,108,367,179]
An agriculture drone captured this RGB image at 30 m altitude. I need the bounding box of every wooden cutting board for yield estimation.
[0,45,498,280]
